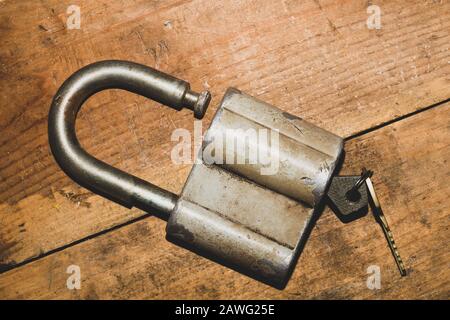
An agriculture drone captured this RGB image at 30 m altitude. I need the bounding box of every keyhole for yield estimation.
[346,189,361,202]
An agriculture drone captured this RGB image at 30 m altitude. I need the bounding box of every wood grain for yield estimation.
[0,0,449,272]
[0,102,448,299]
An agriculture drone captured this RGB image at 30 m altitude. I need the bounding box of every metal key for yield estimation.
[328,168,407,277]
[366,177,407,276]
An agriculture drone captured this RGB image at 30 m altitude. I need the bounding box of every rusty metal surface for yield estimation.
[203,88,343,206]
[167,88,343,288]
[166,163,313,288]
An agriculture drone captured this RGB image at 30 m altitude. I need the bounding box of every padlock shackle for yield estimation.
[48,60,211,219]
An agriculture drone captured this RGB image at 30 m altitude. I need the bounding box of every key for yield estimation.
[365,177,407,276]
[328,168,407,276]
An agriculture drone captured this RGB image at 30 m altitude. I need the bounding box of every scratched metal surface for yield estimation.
[167,88,343,288]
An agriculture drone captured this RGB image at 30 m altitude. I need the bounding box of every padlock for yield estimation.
[48,60,343,288]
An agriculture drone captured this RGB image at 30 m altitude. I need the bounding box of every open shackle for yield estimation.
[48,60,211,220]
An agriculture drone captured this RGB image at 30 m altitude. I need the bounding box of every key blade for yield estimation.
[366,178,407,277]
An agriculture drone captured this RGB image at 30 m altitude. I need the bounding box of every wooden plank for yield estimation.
[1,0,449,270]
[0,103,448,299]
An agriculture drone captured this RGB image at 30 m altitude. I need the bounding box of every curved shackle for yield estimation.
[48,60,211,220]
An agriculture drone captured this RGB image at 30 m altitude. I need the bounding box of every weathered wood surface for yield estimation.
[0,0,449,298]
[0,102,448,299]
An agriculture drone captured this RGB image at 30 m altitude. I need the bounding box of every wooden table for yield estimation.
[0,0,449,299]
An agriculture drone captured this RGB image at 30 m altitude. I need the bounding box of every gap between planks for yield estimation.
[0,95,448,275]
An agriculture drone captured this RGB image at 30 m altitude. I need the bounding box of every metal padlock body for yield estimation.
[167,88,343,287]
[48,61,343,289]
